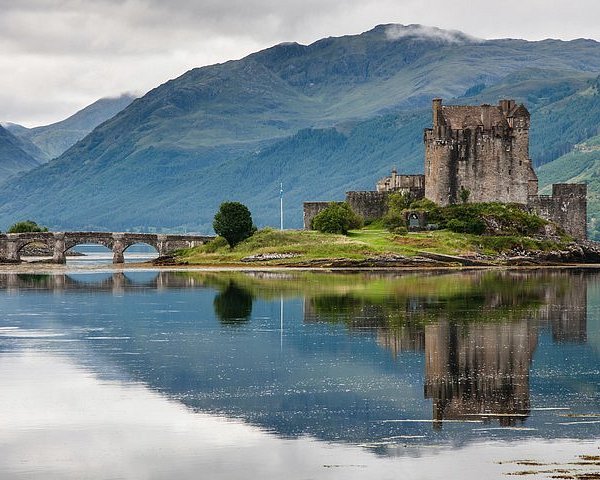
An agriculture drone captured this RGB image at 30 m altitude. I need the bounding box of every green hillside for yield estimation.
[0,112,426,231]
[1,25,600,232]
[0,126,41,184]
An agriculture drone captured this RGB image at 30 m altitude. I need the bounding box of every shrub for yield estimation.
[312,202,363,235]
[408,200,548,236]
[7,220,48,233]
[382,192,410,232]
[393,226,409,236]
[409,198,437,210]
[409,199,445,225]
[382,210,406,231]
[446,218,467,233]
[213,202,256,248]
[459,187,471,204]
[387,192,411,212]
[446,217,486,235]
[203,236,229,253]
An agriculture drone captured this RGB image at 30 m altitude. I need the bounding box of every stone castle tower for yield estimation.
[424,98,539,205]
[304,97,587,240]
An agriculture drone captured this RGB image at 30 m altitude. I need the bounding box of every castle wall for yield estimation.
[345,191,388,222]
[528,184,587,240]
[303,202,331,230]
[425,128,532,205]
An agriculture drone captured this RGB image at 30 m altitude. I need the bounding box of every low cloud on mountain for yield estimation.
[1,0,599,126]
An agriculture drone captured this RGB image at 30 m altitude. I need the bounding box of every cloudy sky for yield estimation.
[2,0,600,127]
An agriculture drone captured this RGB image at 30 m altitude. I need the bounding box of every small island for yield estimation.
[171,99,597,269]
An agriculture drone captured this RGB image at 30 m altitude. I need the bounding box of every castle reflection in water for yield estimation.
[304,271,589,427]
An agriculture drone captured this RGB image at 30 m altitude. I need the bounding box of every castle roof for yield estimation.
[441,105,509,130]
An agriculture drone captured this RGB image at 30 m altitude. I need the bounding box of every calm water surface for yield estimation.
[0,269,598,479]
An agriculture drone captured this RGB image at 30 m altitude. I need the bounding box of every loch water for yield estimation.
[0,269,598,479]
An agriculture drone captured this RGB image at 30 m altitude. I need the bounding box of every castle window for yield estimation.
[509,170,512,175]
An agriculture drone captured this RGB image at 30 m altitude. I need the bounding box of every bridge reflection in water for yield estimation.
[0,231,213,263]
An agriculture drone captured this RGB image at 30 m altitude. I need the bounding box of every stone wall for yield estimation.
[303,202,331,230]
[405,210,428,231]
[528,184,587,240]
[345,191,388,222]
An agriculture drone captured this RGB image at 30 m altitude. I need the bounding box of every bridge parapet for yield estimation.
[0,231,214,264]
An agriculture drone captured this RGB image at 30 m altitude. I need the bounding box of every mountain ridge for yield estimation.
[1,24,600,234]
[6,93,136,161]
[0,126,41,184]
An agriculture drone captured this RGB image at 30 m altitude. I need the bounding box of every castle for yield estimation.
[304,98,587,239]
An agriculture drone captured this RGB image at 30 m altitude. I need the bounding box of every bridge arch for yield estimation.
[64,243,113,264]
[14,238,55,256]
[0,232,55,262]
[122,242,160,263]
[122,241,159,253]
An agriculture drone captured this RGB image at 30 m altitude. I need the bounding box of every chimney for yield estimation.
[432,98,442,127]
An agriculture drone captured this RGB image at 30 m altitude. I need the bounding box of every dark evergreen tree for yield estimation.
[213,202,256,247]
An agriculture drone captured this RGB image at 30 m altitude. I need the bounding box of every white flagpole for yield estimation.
[280,295,284,351]
[280,182,284,231]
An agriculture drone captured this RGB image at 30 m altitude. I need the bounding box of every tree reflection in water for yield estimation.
[213,282,254,325]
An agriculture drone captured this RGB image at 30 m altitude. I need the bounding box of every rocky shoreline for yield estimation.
[152,240,600,269]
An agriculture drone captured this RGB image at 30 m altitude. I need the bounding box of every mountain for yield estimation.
[5,93,136,161]
[0,126,41,184]
[1,24,600,233]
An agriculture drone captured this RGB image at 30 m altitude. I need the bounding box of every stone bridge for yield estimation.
[0,232,214,264]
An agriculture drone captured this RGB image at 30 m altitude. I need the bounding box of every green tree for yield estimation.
[7,220,48,233]
[382,192,411,232]
[311,202,363,235]
[213,202,256,248]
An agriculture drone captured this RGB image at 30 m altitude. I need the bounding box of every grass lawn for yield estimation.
[176,227,569,266]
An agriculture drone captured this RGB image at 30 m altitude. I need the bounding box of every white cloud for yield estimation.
[385,24,480,44]
[1,0,599,126]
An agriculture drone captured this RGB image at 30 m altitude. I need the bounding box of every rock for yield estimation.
[241,253,300,262]
[152,255,182,266]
